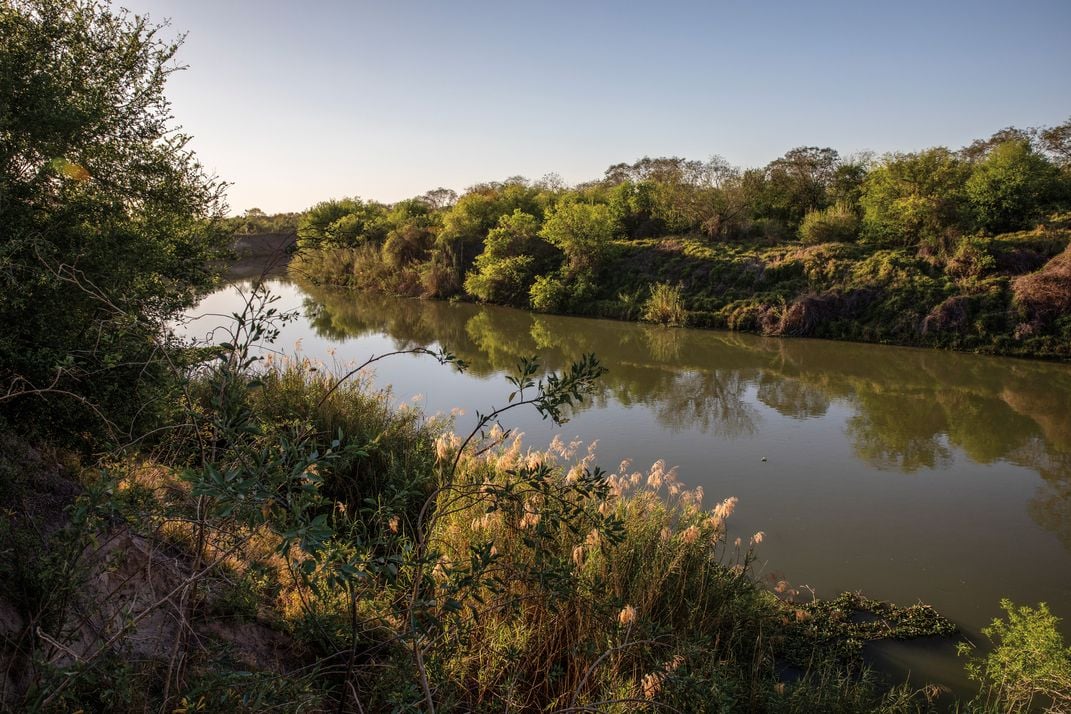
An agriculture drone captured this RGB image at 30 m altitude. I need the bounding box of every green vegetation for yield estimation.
[2,0,1069,711]
[291,126,1071,360]
[958,600,1071,713]
[0,0,227,442]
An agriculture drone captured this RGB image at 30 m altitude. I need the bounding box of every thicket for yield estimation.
[289,125,1071,359]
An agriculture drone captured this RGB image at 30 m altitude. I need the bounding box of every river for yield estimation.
[186,275,1071,698]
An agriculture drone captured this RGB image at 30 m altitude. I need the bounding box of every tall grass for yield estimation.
[642,282,688,326]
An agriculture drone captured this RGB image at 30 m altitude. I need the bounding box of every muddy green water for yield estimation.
[188,277,1071,697]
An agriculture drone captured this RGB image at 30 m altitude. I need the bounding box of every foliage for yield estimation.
[463,209,554,305]
[966,139,1066,234]
[642,282,688,326]
[860,148,972,248]
[957,600,1071,713]
[296,197,389,249]
[539,200,617,274]
[799,203,861,245]
[286,122,1070,358]
[0,0,228,442]
[223,208,300,235]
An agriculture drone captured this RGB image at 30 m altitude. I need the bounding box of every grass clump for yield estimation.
[642,282,688,326]
[799,204,861,245]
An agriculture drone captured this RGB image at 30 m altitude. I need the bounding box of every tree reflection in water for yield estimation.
[299,281,1071,551]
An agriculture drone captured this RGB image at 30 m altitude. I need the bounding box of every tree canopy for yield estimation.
[0,0,228,439]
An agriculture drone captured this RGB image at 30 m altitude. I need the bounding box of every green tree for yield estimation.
[760,147,841,227]
[297,197,388,248]
[860,148,972,247]
[464,210,555,305]
[538,200,615,274]
[966,140,1063,234]
[0,0,227,440]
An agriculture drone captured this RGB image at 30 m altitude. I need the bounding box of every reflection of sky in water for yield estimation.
[182,277,1071,692]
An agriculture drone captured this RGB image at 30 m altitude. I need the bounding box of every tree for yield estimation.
[464,210,553,305]
[859,148,971,247]
[538,200,615,274]
[1038,117,1071,168]
[760,147,841,227]
[297,197,388,248]
[966,140,1063,234]
[0,0,228,440]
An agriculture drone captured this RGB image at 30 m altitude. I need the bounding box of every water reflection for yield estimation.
[299,282,1071,551]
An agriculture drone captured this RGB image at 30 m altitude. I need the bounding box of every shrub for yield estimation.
[530,273,570,312]
[642,283,688,325]
[945,236,996,281]
[958,600,1071,713]
[798,204,860,245]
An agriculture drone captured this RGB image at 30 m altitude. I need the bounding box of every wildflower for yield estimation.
[750,531,765,545]
[660,526,672,542]
[618,604,637,627]
[585,529,600,547]
[572,545,585,567]
[642,672,664,699]
[388,515,400,534]
[489,544,497,557]
[618,458,632,474]
[681,525,700,544]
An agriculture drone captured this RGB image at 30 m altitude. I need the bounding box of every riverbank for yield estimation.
[0,355,963,712]
[289,214,1071,361]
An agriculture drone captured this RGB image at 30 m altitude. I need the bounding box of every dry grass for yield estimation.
[1012,245,1071,322]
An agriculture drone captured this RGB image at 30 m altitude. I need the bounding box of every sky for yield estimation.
[131,0,1071,215]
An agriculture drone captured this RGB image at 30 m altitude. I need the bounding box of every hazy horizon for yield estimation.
[133,0,1071,214]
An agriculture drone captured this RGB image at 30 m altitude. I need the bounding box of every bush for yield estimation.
[958,599,1071,713]
[799,204,860,245]
[642,283,688,325]
[945,236,996,281]
[530,272,570,312]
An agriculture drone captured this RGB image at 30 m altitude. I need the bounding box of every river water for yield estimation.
[186,275,1071,696]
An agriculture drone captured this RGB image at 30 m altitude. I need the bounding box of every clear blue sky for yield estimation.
[133,0,1071,214]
